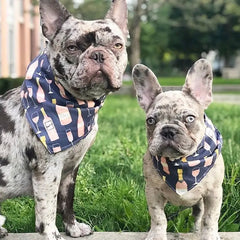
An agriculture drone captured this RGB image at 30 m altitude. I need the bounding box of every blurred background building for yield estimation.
[0,0,42,78]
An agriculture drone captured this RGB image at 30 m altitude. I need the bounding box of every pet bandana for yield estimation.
[21,52,105,154]
[152,115,223,195]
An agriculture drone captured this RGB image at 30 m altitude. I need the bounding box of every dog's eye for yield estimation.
[146,117,156,126]
[114,43,123,49]
[185,115,195,123]
[67,45,79,52]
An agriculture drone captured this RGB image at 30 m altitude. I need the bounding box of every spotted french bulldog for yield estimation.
[0,0,128,239]
[132,60,224,240]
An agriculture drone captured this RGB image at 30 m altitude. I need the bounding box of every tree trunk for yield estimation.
[128,0,146,70]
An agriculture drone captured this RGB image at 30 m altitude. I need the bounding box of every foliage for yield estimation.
[61,0,110,20]
[0,78,23,95]
[34,0,240,75]
[1,95,240,233]
[167,0,240,62]
[140,0,240,74]
[140,3,172,75]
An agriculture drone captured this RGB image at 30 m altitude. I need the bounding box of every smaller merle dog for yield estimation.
[133,60,224,240]
[0,0,128,239]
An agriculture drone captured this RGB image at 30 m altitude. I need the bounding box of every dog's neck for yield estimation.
[21,52,105,154]
[152,115,223,195]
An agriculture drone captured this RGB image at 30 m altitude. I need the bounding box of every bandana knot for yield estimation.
[21,53,105,154]
[152,115,223,195]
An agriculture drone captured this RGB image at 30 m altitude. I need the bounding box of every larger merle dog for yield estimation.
[0,0,128,239]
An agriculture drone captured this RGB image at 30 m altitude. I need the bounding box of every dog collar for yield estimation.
[152,115,223,195]
[21,52,105,154]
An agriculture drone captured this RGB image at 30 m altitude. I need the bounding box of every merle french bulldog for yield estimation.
[0,0,128,239]
[132,60,224,240]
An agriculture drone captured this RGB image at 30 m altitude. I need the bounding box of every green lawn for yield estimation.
[158,77,240,86]
[1,95,240,233]
[123,77,240,86]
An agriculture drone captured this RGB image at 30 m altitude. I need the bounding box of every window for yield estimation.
[9,26,15,77]
[0,28,2,76]
[20,0,24,22]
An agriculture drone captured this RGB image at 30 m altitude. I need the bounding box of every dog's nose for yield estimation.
[160,126,177,140]
[90,51,105,63]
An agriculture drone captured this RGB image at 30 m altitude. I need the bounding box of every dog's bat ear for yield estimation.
[40,0,71,41]
[182,59,213,109]
[105,0,128,40]
[132,64,162,112]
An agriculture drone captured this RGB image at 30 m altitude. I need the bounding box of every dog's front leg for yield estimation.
[145,183,168,240]
[57,166,92,238]
[201,187,223,240]
[192,199,204,232]
[32,159,65,240]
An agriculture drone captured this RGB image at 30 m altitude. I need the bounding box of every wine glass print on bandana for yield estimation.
[21,52,105,154]
[152,115,223,195]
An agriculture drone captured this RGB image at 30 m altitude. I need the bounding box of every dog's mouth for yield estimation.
[95,70,121,92]
[66,68,121,100]
[71,69,121,91]
[150,135,195,160]
[149,124,197,160]
[156,141,186,160]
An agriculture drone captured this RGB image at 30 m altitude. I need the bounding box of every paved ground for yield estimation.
[117,85,240,105]
[213,94,240,105]
[3,232,240,240]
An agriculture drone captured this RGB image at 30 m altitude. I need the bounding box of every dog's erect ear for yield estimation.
[182,59,213,109]
[105,0,128,40]
[40,0,71,41]
[132,64,162,112]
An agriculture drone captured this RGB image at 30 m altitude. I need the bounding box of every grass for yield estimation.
[1,95,240,233]
[123,77,240,86]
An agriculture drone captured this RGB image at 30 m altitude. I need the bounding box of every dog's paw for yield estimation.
[37,225,65,240]
[0,227,8,238]
[145,236,167,240]
[65,220,92,237]
[200,232,220,240]
[45,231,65,240]
[145,230,167,240]
[0,215,7,238]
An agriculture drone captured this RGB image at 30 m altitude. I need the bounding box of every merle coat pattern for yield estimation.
[0,0,128,239]
[132,60,224,240]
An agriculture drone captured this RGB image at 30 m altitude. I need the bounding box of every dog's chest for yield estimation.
[59,118,98,176]
[144,151,224,207]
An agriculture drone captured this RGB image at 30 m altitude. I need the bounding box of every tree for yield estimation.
[73,0,110,20]
[40,0,240,75]
[140,0,171,75]
[137,0,240,74]
[165,0,240,68]
[60,0,76,15]
[128,0,166,71]
[128,0,146,70]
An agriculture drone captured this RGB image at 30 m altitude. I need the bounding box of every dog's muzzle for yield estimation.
[88,49,122,90]
[160,126,179,141]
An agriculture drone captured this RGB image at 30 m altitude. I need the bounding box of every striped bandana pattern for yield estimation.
[21,52,105,154]
[152,115,223,195]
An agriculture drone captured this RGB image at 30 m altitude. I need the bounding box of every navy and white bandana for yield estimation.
[152,115,223,195]
[21,52,105,154]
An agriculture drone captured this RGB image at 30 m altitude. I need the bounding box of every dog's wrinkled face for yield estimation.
[133,59,213,160]
[40,0,128,100]
[144,91,205,159]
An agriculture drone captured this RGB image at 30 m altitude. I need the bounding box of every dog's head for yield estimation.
[132,59,214,160]
[39,0,128,100]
